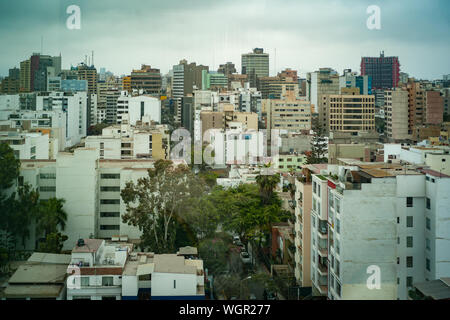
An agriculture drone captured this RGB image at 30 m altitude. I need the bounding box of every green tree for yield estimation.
[0,143,20,192]
[38,232,68,254]
[198,238,229,275]
[121,159,206,253]
[307,116,328,164]
[255,172,280,205]
[36,198,67,238]
[184,196,220,241]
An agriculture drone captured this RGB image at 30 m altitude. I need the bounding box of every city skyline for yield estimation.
[0,0,449,79]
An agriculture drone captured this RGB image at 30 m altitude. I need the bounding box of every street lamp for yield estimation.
[240,276,252,299]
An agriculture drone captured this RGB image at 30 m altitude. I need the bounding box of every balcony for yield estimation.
[318,263,328,276]
[318,246,328,257]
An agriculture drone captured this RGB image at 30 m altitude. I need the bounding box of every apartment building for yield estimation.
[385,89,410,141]
[326,87,375,135]
[200,109,258,138]
[85,121,169,160]
[306,68,340,131]
[1,91,88,150]
[266,91,311,133]
[116,91,161,125]
[0,131,50,159]
[130,65,162,95]
[294,164,328,288]
[306,161,450,300]
[67,239,131,300]
[18,148,187,250]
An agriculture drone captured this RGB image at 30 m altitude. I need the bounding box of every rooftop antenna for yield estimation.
[40,36,43,54]
[92,50,94,67]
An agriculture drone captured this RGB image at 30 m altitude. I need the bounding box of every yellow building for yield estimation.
[326,87,375,135]
[122,76,131,93]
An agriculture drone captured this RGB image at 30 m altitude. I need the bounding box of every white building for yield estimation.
[307,160,450,300]
[67,239,131,300]
[116,91,161,126]
[1,92,88,150]
[0,131,50,159]
[122,252,205,300]
[18,149,187,250]
[84,120,169,160]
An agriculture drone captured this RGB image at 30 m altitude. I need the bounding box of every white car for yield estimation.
[233,236,240,244]
[240,251,251,264]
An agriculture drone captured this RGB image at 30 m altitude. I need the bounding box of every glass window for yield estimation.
[426,198,431,210]
[426,258,430,271]
[426,238,430,250]
[406,277,413,288]
[102,276,114,286]
[406,197,413,207]
[407,216,413,228]
[81,277,89,286]
[406,236,413,248]
[406,256,413,268]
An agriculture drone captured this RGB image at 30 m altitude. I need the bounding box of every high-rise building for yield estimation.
[326,87,375,135]
[172,60,209,123]
[19,59,31,92]
[201,70,228,90]
[218,62,237,76]
[307,161,450,300]
[0,68,20,94]
[75,63,97,94]
[385,88,410,141]
[306,68,340,130]
[339,69,372,95]
[266,89,312,133]
[241,48,269,88]
[360,51,400,90]
[130,65,162,95]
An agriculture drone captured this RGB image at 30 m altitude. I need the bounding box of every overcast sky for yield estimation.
[0,0,449,79]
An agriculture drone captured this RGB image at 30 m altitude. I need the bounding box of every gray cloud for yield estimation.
[0,0,449,79]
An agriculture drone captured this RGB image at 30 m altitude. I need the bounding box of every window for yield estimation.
[100,212,120,218]
[40,173,56,179]
[406,216,413,228]
[336,219,340,234]
[102,276,114,286]
[336,281,341,297]
[426,258,430,271]
[100,225,120,230]
[100,173,120,179]
[174,280,176,289]
[406,277,413,288]
[426,238,430,250]
[100,186,120,192]
[406,256,413,268]
[100,199,120,204]
[406,236,413,248]
[406,197,413,207]
[426,217,431,230]
[426,198,431,210]
[397,217,400,224]
[397,237,400,245]
[40,186,56,192]
[18,176,24,186]
[81,277,89,286]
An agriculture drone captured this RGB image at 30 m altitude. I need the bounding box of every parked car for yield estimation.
[240,251,251,264]
[233,236,240,244]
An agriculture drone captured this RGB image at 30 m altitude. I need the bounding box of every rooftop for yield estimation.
[72,239,104,253]
[415,278,450,300]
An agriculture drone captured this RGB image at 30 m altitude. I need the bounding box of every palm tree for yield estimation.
[36,198,67,238]
[255,173,280,205]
